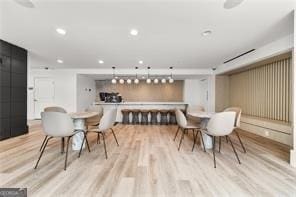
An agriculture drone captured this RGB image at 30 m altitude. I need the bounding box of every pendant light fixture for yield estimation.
[154,78,159,84]
[146,67,151,84]
[134,67,139,84]
[169,66,174,83]
[111,67,117,84]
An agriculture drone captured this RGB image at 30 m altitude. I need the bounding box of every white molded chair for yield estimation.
[174,109,205,152]
[40,106,68,153]
[44,106,67,113]
[202,111,241,168]
[34,112,89,170]
[187,105,205,125]
[224,107,246,153]
[85,105,104,144]
[81,109,118,159]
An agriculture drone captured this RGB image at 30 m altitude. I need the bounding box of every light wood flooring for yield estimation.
[1,123,296,197]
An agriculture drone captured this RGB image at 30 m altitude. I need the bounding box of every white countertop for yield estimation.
[94,101,188,105]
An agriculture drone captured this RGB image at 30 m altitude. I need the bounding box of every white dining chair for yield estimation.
[174,109,205,152]
[80,109,118,159]
[224,107,246,153]
[186,105,205,125]
[202,111,240,168]
[34,112,89,170]
[40,106,68,153]
[85,105,104,144]
[44,106,67,113]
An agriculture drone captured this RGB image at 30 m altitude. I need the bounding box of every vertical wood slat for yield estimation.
[229,57,292,122]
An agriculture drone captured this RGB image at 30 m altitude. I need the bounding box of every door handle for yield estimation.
[34,99,38,102]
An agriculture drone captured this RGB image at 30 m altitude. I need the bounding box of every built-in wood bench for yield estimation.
[240,115,292,146]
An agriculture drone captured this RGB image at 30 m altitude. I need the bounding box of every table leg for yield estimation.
[200,118,213,149]
[72,119,86,151]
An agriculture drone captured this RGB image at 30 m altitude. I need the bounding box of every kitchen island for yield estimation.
[94,102,188,122]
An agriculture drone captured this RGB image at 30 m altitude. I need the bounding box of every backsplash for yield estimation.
[96,80,184,102]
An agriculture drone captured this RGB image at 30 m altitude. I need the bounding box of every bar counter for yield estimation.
[94,101,188,122]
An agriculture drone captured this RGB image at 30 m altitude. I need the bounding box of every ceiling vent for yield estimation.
[223,49,255,64]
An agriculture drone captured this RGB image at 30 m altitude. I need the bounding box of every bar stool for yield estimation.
[141,110,149,125]
[131,109,140,124]
[169,110,177,125]
[150,109,159,125]
[121,109,130,124]
[160,109,169,125]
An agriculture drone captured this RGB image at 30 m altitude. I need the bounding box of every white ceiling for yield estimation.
[0,0,294,69]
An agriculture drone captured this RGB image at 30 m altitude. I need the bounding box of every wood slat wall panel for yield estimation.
[229,57,292,123]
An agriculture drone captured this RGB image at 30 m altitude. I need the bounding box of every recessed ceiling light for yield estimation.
[130,29,138,36]
[98,60,104,64]
[139,60,143,64]
[202,30,212,36]
[57,59,63,64]
[56,28,66,35]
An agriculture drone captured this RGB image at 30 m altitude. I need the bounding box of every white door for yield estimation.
[34,78,55,119]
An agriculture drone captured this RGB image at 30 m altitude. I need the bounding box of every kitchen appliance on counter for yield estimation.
[99,92,122,103]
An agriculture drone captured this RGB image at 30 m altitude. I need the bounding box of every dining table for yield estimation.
[69,111,98,150]
[187,111,216,149]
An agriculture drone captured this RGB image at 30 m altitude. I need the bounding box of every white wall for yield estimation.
[183,77,214,111]
[183,79,204,107]
[76,75,96,111]
[28,68,212,119]
[27,69,77,119]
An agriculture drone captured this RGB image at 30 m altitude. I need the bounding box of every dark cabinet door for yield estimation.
[11,58,27,74]
[0,102,10,118]
[0,41,11,56]
[0,70,10,87]
[0,86,10,102]
[0,55,11,72]
[11,46,27,61]
[0,40,27,141]
[0,118,10,140]
[10,117,27,137]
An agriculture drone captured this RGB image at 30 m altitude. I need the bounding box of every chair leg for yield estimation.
[173,126,180,141]
[192,130,197,152]
[84,132,91,152]
[61,137,65,154]
[34,136,52,169]
[64,136,71,170]
[102,133,108,159]
[97,133,100,144]
[178,129,185,151]
[111,128,119,146]
[200,132,206,152]
[212,136,216,168]
[235,130,247,153]
[39,136,48,151]
[228,135,241,164]
[226,136,229,143]
[218,136,221,153]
